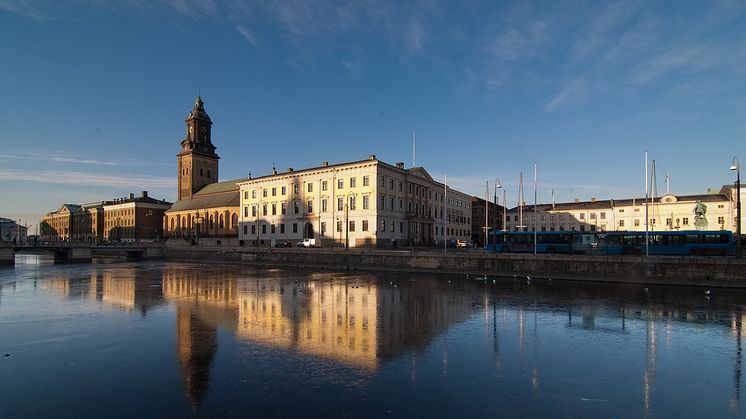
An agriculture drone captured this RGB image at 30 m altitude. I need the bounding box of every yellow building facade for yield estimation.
[505,187,740,234]
[237,155,471,248]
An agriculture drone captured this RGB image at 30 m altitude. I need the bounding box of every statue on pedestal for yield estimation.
[694,200,708,230]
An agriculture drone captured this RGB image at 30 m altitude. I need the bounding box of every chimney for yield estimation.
[368,154,376,160]
[396,162,405,169]
[287,168,294,172]
[591,197,596,203]
[141,191,148,198]
[574,198,579,203]
[128,193,134,200]
[322,161,329,166]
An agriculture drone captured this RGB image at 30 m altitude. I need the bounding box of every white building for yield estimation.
[505,185,743,235]
[237,155,471,248]
[0,218,27,243]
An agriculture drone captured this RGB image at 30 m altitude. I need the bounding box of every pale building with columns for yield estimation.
[237,155,471,248]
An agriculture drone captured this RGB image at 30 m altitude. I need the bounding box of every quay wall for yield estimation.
[163,244,746,288]
[0,242,14,265]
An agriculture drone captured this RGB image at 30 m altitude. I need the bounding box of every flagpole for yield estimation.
[444,174,447,254]
[412,131,416,167]
[534,162,538,255]
[485,180,489,248]
[645,150,649,257]
[519,172,524,232]
[503,190,507,232]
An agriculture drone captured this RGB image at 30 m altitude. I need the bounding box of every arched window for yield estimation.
[231,213,238,230]
[209,214,214,228]
[219,213,224,229]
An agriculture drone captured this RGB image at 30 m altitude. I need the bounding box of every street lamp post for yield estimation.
[345,192,356,250]
[195,212,203,244]
[345,202,349,250]
[731,157,741,257]
[256,201,265,248]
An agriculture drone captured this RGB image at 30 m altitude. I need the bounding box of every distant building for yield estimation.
[41,204,79,242]
[237,156,472,248]
[471,196,507,246]
[504,185,743,234]
[40,192,170,242]
[102,192,172,241]
[163,97,243,241]
[0,218,27,243]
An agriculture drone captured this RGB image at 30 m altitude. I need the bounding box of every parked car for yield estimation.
[456,240,475,248]
[274,241,292,248]
[296,238,317,248]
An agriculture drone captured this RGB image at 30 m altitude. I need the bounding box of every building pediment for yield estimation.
[57,204,81,215]
[407,167,435,182]
[660,194,678,203]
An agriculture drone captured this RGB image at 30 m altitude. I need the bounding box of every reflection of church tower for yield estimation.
[177,96,219,200]
[177,305,217,408]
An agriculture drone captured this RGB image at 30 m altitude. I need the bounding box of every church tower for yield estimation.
[177,96,219,200]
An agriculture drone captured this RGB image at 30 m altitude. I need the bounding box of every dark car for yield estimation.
[274,241,292,248]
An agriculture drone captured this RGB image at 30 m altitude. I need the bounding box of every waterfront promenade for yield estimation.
[163,241,746,288]
[8,240,743,287]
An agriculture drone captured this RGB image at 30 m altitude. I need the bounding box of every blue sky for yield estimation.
[1,0,745,232]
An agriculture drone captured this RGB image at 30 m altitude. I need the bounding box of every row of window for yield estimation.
[242,219,389,236]
[241,176,468,210]
[242,220,469,238]
[245,176,374,200]
[510,215,733,231]
[242,195,458,220]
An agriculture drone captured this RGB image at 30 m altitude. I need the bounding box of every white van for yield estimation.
[296,238,317,248]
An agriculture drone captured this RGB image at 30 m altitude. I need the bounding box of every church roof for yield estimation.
[167,192,240,212]
[166,178,244,212]
[194,178,246,196]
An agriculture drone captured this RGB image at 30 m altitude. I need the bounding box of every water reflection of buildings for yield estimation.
[161,267,473,406]
[41,268,164,315]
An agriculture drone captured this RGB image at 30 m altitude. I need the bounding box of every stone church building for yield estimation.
[163,97,244,241]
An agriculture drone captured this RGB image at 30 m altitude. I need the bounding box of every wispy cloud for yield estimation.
[0,153,119,166]
[0,150,169,167]
[235,24,258,47]
[627,46,706,85]
[0,168,175,190]
[163,0,218,19]
[544,79,592,112]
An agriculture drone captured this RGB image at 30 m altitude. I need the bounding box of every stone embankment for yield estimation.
[0,242,13,265]
[164,243,746,288]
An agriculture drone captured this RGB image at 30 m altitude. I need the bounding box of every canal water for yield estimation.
[1,255,745,418]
